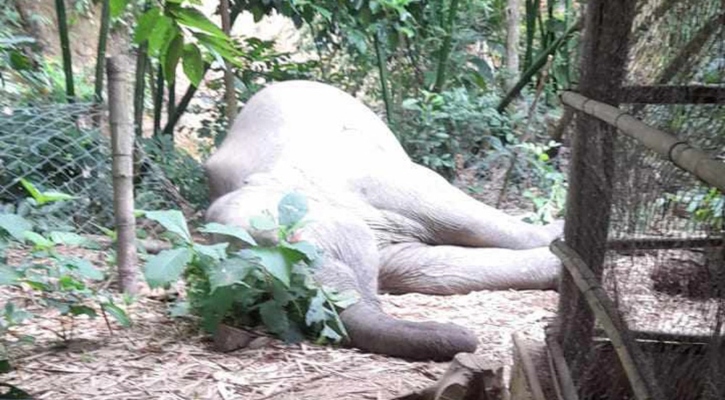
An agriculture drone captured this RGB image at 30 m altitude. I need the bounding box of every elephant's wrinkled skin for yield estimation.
[204,80,562,361]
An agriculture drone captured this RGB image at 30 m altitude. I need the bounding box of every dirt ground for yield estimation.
[1,244,558,400]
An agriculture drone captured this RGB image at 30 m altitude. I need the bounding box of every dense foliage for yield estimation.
[142,193,354,343]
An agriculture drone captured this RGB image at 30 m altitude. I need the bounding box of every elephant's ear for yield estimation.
[278,192,308,228]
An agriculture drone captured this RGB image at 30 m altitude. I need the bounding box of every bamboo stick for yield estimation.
[551,239,663,400]
[545,331,579,400]
[512,333,547,400]
[107,57,140,295]
[561,91,725,193]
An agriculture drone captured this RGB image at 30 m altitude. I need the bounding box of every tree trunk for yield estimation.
[505,0,521,91]
[433,0,460,93]
[107,57,140,295]
[153,63,164,136]
[219,0,238,124]
[94,0,110,104]
[54,0,75,103]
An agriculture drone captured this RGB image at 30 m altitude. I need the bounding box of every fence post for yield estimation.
[107,56,139,295]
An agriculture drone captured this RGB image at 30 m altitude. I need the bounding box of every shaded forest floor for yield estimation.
[1,244,557,399]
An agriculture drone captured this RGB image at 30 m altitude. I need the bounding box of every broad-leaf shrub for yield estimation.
[142,192,355,344]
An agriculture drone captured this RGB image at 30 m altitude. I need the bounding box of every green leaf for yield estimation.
[0,383,33,398]
[23,231,53,249]
[327,289,359,309]
[208,257,254,292]
[102,302,131,327]
[142,210,192,243]
[134,7,161,44]
[172,7,226,38]
[8,50,33,71]
[259,300,289,336]
[200,286,234,332]
[0,360,11,374]
[49,231,91,247]
[163,33,184,83]
[0,213,32,241]
[147,15,175,56]
[0,266,19,285]
[192,242,229,261]
[64,258,104,281]
[194,33,242,67]
[200,222,257,246]
[109,0,129,18]
[281,241,318,262]
[242,247,292,287]
[169,300,189,317]
[319,324,342,342]
[69,305,98,318]
[144,247,194,288]
[250,214,277,231]
[278,192,308,227]
[181,43,204,86]
[59,275,86,290]
[18,178,42,202]
[305,291,327,325]
[20,179,77,205]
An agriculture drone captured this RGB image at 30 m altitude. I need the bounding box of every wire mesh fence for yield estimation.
[0,102,195,235]
[552,0,725,399]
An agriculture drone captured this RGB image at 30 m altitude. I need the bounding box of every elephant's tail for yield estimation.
[340,301,478,361]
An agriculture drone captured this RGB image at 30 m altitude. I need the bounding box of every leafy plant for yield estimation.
[132,0,244,87]
[142,192,356,344]
[666,187,724,231]
[399,88,512,177]
[0,190,131,374]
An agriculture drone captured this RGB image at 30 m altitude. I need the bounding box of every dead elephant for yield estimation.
[204,80,562,361]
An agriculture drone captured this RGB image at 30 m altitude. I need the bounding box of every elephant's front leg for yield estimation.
[356,163,562,250]
[379,243,561,294]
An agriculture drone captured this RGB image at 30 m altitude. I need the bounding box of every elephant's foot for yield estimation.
[340,301,477,361]
[379,244,561,295]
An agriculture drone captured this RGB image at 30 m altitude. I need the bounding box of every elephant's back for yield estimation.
[235,80,406,158]
[205,80,409,198]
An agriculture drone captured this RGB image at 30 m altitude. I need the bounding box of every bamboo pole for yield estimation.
[561,91,725,193]
[551,239,663,400]
[107,57,140,295]
[54,0,75,103]
[545,329,579,400]
[497,18,581,113]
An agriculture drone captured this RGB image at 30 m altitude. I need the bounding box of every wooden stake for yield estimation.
[107,57,140,295]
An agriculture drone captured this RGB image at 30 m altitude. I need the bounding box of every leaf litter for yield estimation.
[1,244,558,399]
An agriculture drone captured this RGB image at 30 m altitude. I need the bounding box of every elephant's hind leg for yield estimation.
[357,163,562,250]
[379,243,561,295]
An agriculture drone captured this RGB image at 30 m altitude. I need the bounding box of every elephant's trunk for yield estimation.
[340,301,478,361]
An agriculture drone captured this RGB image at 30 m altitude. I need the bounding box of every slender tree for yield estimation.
[433,0,460,92]
[505,0,521,91]
[94,0,111,103]
[219,0,238,124]
[54,0,75,102]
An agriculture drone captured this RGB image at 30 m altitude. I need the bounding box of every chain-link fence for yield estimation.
[550,0,724,399]
[0,102,196,235]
